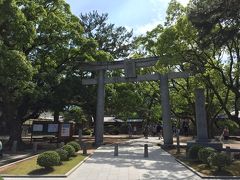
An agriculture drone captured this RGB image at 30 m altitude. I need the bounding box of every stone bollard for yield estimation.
[11,141,17,153]
[144,144,148,158]
[33,142,38,153]
[114,144,118,156]
[226,146,231,159]
[82,143,87,155]
[176,130,180,154]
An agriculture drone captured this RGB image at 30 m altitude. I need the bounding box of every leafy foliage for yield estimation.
[55,148,69,161]
[188,145,203,160]
[82,128,93,136]
[187,0,240,122]
[217,120,239,134]
[208,152,231,171]
[63,106,86,124]
[198,147,216,164]
[67,141,80,152]
[80,11,133,59]
[62,145,75,157]
[37,151,60,168]
[0,0,107,145]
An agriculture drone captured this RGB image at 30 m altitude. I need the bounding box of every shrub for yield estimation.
[208,152,231,171]
[67,141,80,152]
[198,147,216,164]
[105,125,119,135]
[233,153,240,160]
[62,145,75,157]
[217,120,239,134]
[188,145,203,160]
[37,151,60,168]
[55,148,69,161]
[83,128,93,135]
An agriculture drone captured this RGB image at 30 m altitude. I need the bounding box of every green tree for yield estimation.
[0,0,103,147]
[80,11,134,59]
[188,0,240,122]
[63,106,86,124]
[134,0,227,137]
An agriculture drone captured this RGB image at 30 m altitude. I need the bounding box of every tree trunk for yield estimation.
[54,110,60,122]
[7,119,25,150]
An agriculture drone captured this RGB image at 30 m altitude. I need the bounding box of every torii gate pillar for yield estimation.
[95,69,105,146]
[160,74,173,145]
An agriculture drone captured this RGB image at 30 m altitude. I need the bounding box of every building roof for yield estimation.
[39,112,64,121]
[217,111,240,119]
[104,117,124,123]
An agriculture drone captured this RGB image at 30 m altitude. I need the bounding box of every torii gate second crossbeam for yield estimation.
[79,57,190,147]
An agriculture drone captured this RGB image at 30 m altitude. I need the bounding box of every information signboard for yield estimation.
[48,124,59,133]
[32,124,43,132]
[61,124,70,137]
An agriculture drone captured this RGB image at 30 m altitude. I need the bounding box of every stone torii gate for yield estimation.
[79,57,189,147]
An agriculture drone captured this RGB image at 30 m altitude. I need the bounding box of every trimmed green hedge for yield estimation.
[37,151,60,168]
[62,145,75,157]
[67,141,80,152]
[55,148,69,161]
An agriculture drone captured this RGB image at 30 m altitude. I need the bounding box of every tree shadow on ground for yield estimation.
[212,169,233,176]
[28,167,54,175]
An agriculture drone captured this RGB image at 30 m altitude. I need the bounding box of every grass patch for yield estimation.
[0,154,86,175]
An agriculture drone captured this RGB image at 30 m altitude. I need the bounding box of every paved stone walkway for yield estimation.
[69,140,201,180]
[4,137,236,180]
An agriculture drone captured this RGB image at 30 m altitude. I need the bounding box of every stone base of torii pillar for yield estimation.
[187,88,222,150]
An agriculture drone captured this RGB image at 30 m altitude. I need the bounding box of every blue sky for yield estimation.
[65,0,189,35]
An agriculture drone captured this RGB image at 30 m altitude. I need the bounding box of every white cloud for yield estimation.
[178,0,190,6]
[134,21,161,35]
[133,0,190,35]
[129,0,167,35]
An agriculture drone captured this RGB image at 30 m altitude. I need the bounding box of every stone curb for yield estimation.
[1,152,93,178]
[65,153,92,176]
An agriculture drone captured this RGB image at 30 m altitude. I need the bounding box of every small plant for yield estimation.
[208,152,231,171]
[62,145,75,157]
[55,148,69,161]
[198,147,216,164]
[37,151,60,169]
[83,128,93,135]
[233,152,240,160]
[67,141,80,152]
[188,145,203,160]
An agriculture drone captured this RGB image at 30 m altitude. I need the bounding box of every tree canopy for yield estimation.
[80,11,134,59]
[0,0,106,146]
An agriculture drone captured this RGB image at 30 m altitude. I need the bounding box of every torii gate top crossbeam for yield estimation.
[78,56,159,71]
[82,72,190,85]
